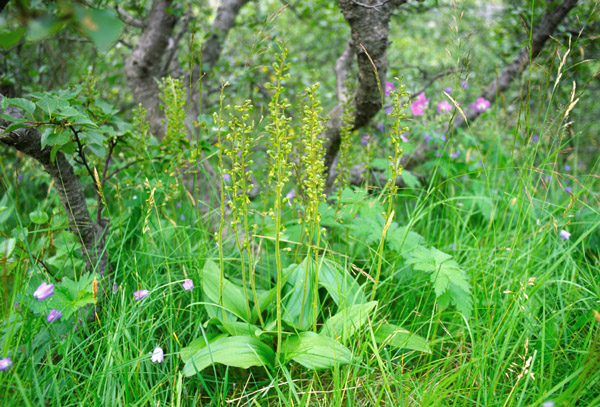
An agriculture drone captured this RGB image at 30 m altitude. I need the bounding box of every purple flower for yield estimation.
[460,80,468,90]
[450,151,461,159]
[33,282,54,301]
[175,202,182,208]
[424,133,432,143]
[361,133,373,146]
[385,81,394,96]
[112,282,118,294]
[179,215,185,221]
[286,189,295,204]
[411,92,429,116]
[532,135,539,143]
[559,230,571,240]
[542,401,555,407]
[46,309,62,323]
[564,164,571,172]
[134,289,149,301]
[17,174,23,182]
[565,186,573,193]
[223,173,231,183]
[444,87,452,94]
[385,106,393,115]
[544,175,552,182]
[472,97,491,113]
[182,279,194,291]
[439,135,446,141]
[151,347,164,363]
[400,133,408,143]
[0,357,12,371]
[377,122,385,132]
[437,101,452,114]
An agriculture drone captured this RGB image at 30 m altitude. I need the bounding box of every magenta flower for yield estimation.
[182,279,194,291]
[450,151,461,159]
[47,309,62,323]
[223,173,231,183]
[151,347,164,363]
[437,101,452,114]
[134,289,149,301]
[0,357,12,371]
[361,133,373,146]
[559,230,571,240]
[460,80,468,90]
[410,92,429,116]
[472,97,491,113]
[33,282,54,301]
[385,81,394,96]
[400,133,408,143]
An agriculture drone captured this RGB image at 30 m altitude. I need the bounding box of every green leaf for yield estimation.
[182,336,275,376]
[401,170,421,188]
[4,98,36,116]
[201,259,248,320]
[41,127,70,150]
[373,323,430,353]
[36,97,68,117]
[0,238,16,258]
[282,258,316,330]
[30,210,49,224]
[0,28,25,49]
[27,16,64,42]
[282,332,353,370]
[318,259,366,307]
[386,226,424,256]
[3,122,30,133]
[321,301,377,343]
[75,6,124,52]
[180,333,227,363]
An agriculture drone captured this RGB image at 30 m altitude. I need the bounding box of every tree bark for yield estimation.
[0,94,109,276]
[324,0,406,191]
[125,0,178,138]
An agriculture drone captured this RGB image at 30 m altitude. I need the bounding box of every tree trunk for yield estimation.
[324,0,407,191]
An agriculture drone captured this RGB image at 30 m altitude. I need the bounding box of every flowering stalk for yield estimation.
[299,83,325,331]
[371,78,409,301]
[266,43,292,362]
[335,84,355,203]
[225,99,259,323]
[214,83,228,317]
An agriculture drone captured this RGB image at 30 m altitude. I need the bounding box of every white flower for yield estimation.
[151,347,164,363]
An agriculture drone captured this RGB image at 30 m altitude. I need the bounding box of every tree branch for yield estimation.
[0,94,109,276]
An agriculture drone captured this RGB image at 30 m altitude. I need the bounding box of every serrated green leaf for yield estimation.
[401,170,421,188]
[4,98,36,116]
[374,323,430,353]
[182,336,274,376]
[282,332,353,370]
[321,301,377,343]
[387,226,424,256]
[3,122,30,133]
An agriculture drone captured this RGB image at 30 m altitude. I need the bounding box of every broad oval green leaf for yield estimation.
[282,332,353,370]
[321,301,377,343]
[201,259,249,320]
[75,6,124,52]
[182,336,274,376]
[318,259,366,307]
[30,210,49,224]
[373,323,430,353]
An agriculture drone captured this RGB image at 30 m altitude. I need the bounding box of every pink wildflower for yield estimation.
[472,97,491,113]
[437,101,452,114]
